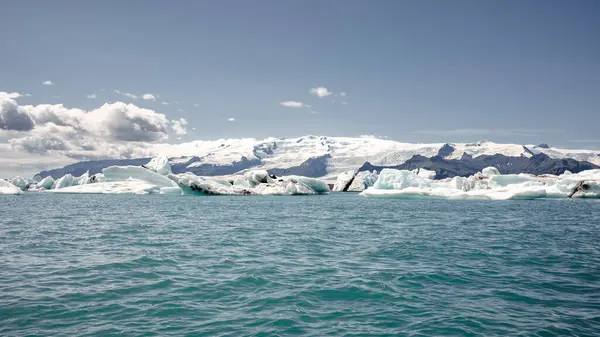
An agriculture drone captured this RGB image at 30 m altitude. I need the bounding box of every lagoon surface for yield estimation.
[1,193,600,336]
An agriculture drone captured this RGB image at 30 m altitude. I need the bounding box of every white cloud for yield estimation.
[178,108,184,112]
[114,90,138,100]
[86,93,97,99]
[280,101,310,108]
[4,99,173,150]
[0,97,35,131]
[341,101,348,105]
[340,92,346,97]
[171,118,188,136]
[42,80,54,86]
[161,101,169,105]
[0,92,22,100]
[193,103,199,107]
[310,87,332,98]
[173,101,180,105]
[142,93,156,101]
[25,93,32,97]
[228,117,236,122]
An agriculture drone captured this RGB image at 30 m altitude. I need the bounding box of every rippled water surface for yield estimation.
[1,193,600,336]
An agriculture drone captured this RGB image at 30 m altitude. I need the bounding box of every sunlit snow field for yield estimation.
[1,193,600,336]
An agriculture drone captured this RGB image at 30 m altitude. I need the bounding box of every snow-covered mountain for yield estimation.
[38,135,600,181]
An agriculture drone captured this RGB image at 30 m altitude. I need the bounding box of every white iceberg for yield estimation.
[30,176,55,191]
[332,170,356,191]
[145,154,172,175]
[332,170,378,192]
[49,179,162,195]
[0,179,23,195]
[9,176,33,191]
[361,167,600,200]
[167,170,329,195]
[103,166,178,188]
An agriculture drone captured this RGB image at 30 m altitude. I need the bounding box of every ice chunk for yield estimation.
[35,176,55,190]
[244,170,275,187]
[102,166,178,188]
[168,173,249,195]
[373,168,433,190]
[332,170,356,191]
[412,168,437,179]
[482,167,501,176]
[283,175,330,194]
[49,179,161,194]
[145,154,172,175]
[8,176,32,191]
[361,168,600,200]
[167,172,327,195]
[52,174,78,189]
[0,179,23,195]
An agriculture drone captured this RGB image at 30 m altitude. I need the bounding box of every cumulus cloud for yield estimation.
[340,92,346,97]
[3,99,172,143]
[171,118,188,136]
[0,94,203,169]
[114,90,138,100]
[161,101,169,105]
[0,98,35,131]
[0,92,23,100]
[85,102,170,142]
[228,117,236,122]
[42,80,54,86]
[9,124,75,154]
[280,101,310,108]
[142,93,156,101]
[310,87,332,98]
[86,93,97,99]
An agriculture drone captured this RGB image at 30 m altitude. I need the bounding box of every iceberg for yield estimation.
[167,170,329,195]
[361,167,600,200]
[50,179,162,195]
[332,170,379,192]
[9,176,34,191]
[332,170,356,191]
[0,179,23,195]
[28,175,56,191]
[44,154,329,196]
[145,154,172,175]
[103,166,178,188]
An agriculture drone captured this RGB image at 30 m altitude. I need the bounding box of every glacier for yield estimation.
[360,167,600,200]
[38,137,600,183]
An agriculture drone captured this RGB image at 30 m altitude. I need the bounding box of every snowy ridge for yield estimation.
[37,136,600,181]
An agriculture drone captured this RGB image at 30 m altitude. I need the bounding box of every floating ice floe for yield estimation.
[360,167,600,200]
[41,156,329,196]
[0,179,23,195]
[168,169,329,195]
[332,170,379,192]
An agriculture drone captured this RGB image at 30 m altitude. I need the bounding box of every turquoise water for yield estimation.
[1,194,600,336]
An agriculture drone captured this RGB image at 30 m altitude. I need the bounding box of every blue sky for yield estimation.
[1,0,599,148]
